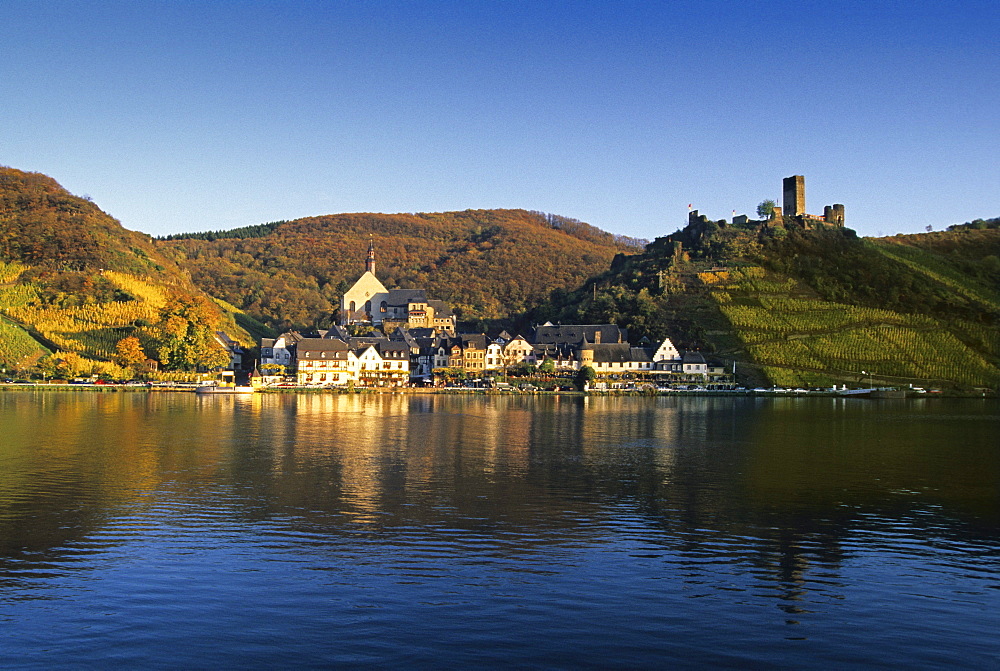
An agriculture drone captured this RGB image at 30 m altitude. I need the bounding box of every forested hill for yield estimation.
[532,216,1000,391]
[156,210,644,329]
[0,167,253,376]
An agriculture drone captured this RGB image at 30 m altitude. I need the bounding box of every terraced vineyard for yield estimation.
[708,266,1000,388]
[0,268,160,369]
[0,314,49,368]
[0,265,251,376]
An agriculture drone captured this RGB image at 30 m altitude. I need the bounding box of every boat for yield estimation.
[837,387,907,399]
[838,388,874,396]
[195,383,256,394]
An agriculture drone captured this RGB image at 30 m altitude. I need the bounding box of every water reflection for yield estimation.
[0,392,997,654]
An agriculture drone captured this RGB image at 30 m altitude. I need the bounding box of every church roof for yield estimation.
[386,289,427,305]
[533,324,627,345]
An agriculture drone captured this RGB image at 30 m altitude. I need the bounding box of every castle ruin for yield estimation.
[781,175,844,228]
[688,175,844,230]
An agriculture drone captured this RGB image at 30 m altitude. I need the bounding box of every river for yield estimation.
[0,391,997,668]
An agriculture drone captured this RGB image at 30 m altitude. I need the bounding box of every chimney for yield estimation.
[594,329,601,344]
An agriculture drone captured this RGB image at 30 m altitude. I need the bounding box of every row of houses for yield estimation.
[260,323,721,388]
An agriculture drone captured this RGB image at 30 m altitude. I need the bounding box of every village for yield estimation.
[247,239,730,391]
[242,175,851,391]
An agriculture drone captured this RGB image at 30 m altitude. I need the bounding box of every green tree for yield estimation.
[153,295,231,371]
[433,367,467,385]
[538,357,555,375]
[575,365,596,390]
[34,356,59,381]
[756,199,776,219]
[509,362,536,376]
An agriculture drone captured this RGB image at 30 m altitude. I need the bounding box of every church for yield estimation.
[340,240,456,334]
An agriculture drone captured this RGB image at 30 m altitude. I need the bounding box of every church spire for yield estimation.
[366,236,375,275]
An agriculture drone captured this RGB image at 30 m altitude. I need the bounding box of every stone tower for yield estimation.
[782,175,805,217]
[824,204,845,226]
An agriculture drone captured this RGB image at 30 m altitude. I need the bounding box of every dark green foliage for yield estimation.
[575,364,596,390]
[19,269,131,307]
[158,221,287,241]
[763,227,1000,325]
[947,217,1000,231]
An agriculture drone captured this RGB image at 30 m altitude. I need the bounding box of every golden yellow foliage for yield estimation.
[103,271,171,309]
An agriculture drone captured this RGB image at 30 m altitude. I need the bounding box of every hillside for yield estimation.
[533,216,1000,391]
[0,167,254,377]
[156,210,644,330]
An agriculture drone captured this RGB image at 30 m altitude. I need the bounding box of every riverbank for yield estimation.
[1,382,992,398]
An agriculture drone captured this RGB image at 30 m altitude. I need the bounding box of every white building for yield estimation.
[295,337,410,387]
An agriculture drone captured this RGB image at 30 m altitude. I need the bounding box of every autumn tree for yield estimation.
[153,295,231,371]
[114,336,148,373]
[54,351,90,379]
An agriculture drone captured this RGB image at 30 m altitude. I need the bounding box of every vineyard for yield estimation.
[0,261,27,284]
[709,266,1000,388]
[6,298,158,359]
[0,267,253,375]
[0,316,49,368]
[871,239,1000,313]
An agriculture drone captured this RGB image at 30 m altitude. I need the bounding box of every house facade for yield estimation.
[295,336,410,387]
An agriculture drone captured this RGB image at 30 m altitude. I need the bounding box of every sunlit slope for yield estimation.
[709,228,1000,388]
[0,167,252,370]
[706,265,998,388]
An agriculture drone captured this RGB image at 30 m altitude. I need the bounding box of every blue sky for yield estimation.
[2,1,997,240]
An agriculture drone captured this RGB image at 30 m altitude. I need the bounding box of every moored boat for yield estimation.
[195,383,256,394]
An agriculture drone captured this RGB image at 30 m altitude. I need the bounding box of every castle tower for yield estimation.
[366,237,375,275]
[824,203,845,226]
[782,175,805,217]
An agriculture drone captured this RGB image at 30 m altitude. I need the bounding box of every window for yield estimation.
[381,300,387,313]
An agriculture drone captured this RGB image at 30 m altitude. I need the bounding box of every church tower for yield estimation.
[341,237,388,326]
[366,237,376,275]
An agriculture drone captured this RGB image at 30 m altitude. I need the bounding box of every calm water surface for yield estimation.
[0,391,997,668]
